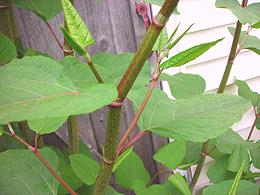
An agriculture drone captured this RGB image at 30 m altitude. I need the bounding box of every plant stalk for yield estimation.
[5,125,77,195]
[94,1,179,194]
[190,0,248,191]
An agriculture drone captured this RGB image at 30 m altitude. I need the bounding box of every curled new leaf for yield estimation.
[160,38,223,69]
[61,0,94,53]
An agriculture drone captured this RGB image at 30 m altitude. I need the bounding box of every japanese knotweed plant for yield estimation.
[0,0,259,194]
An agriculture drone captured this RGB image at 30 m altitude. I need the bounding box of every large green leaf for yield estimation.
[203,180,259,195]
[160,38,223,69]
[129,89,250,142]
[60,56,97,85]
[207,156,236,183]
[153,140,186,169]
[235,80,260,107]
[153,27,168,52]
[12,0,62,21]
[0,34,17,65]
[216,0,260,25]
[92,52,150,89]
[28,116,67,134]
[229,27,260,55]
[168,173,191,195]
[0,56,117,124]
[61,0,94,49]
[115,151,150,190]
[0,148,59,194]
[161,73,206,99]
[113,147,133,172]
[69,154,100,185]
[227,145,250,172]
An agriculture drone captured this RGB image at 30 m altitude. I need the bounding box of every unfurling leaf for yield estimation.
[12,0,62,21]
[0,34,17,65]
[160,38,223,69]
[153,27,168,52]
[228,161,245,195]
[61,0,94,54]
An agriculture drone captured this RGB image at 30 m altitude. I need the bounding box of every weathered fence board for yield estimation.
[11,0,169,186]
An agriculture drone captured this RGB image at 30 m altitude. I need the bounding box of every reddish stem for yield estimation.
[5,126,77,195]
[148,169,173,186]
[117,78,158,151]
[45,21,64,51]
[117,130,149,157]
[247,107,257,141]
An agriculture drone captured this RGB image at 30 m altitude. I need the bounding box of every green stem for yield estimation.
[83,53,104,83]
[94,1,179,194]
[190,141,208,192]
[190,0,248,191]
[68,115,80,154]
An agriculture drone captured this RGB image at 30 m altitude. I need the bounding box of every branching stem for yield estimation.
[5,124,77,195]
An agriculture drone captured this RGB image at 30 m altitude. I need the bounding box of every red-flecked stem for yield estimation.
[5,125,77,195]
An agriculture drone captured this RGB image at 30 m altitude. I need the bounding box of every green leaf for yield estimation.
[0,126,3,136]
[250,145,260,169]
[179,141,202,169]
[161,73,206,99]
[168,172,191,195]
[61,26,87,56]
[229,27,260,55]
[207,156,236,183]
[216,0,260,25]
[252,21,260,29]
[137,183,175,195]
[203,180,259,195]
[113,147,133,172]
[0,56,117,124]
[153,140,186,169]
[168,23,194,50]
[228,161,245,195]
[235,80,260,107]
[28,116,67,134]
[153,27,168,52]
[256,117,260,130]
[211,129,245,154]
[60,56,97,85]
[129,89,250,142]
[227,145,250,172]
[24,48,51,58]
[160,38,223,69]
[92,53,150,89]
[115,151,150,190]
[69,154,100,185]
[61,0,94,49]
[12,0,62,21]
[0,148,59,194]
[58,164,83,195]
[0,34,17,65]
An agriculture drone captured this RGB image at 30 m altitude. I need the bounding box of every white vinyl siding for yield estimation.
[152,0,260,193]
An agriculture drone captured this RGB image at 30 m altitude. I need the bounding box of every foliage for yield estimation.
[0,0,259,195]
